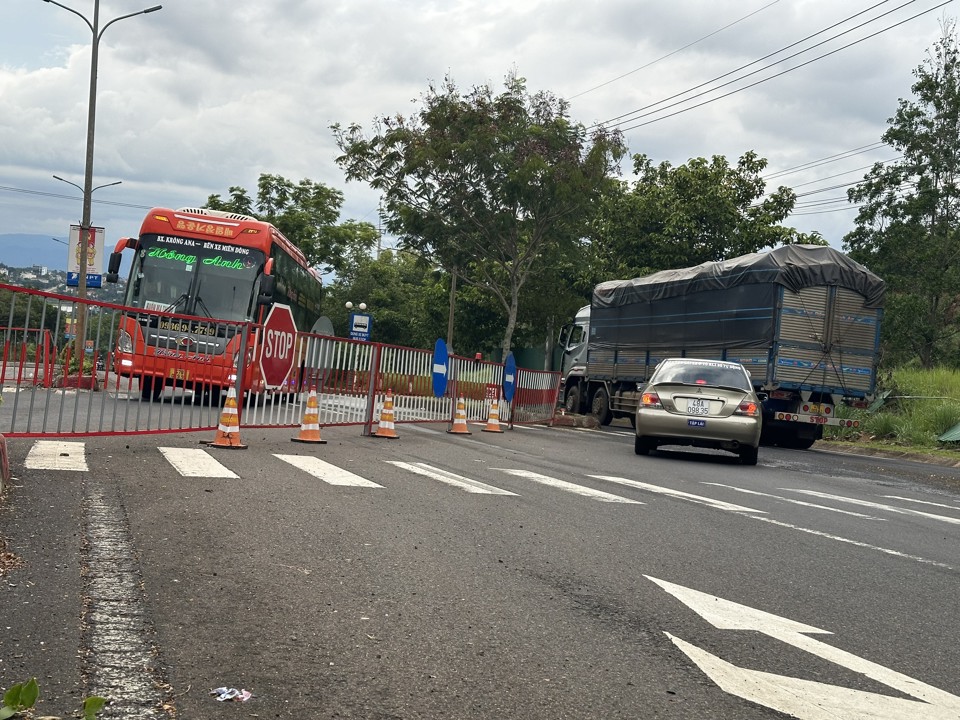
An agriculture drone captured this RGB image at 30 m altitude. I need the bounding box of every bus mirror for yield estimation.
[106,251,123,283]
[258,275,275,305]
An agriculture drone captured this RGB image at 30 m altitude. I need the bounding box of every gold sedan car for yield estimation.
[635,359,762,465]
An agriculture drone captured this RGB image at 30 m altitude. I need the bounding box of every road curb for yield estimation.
[814,440,960,467]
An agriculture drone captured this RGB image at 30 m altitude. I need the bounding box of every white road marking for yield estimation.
[273,455,384,487]
[649,576,960,718]
[386,461,517,495]
[703,482,882,519]
[882,495,960,510]
[786,489,960,525]
[24,440,88,471]
[749,516,952,569]
[158,447,239,478]
[494,469,643,504]
[666,634,956,720]
[591,476,762,513]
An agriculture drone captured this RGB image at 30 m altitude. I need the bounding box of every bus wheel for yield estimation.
[140,378,163,402]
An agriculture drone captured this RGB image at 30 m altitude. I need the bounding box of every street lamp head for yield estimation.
[144,5,162,13]
[345,301,353,310]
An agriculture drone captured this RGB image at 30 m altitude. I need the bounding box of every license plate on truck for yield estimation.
[687,398,710,415]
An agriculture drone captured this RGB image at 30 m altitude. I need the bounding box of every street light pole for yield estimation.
[43,0,161,350]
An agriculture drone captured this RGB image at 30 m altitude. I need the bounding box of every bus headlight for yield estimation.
[118,329,133,353]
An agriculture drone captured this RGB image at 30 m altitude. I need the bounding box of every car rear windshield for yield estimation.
[654,363,751,391]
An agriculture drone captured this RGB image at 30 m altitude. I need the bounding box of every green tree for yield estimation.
[332,71,626,358]
[205,174,378,275]
[323,249,447,348]
[591,151,820,280]
[844,21,960,368]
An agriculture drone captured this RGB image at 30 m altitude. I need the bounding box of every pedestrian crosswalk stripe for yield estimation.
[386,461,518,495]
[159,447,239,478]
[24,440,88,471]
[274,454,384,487]
[494,469,643,504]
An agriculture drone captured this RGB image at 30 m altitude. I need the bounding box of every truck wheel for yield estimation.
[739,446,759,465]
[783,436,816,450]
[591,388,613,426]
[564,385,581,414]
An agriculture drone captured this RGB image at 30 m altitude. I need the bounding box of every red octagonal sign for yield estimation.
[259,303,298,389]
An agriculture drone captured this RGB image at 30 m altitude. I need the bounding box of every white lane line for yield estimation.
[274,455,384,487]
[159,447,239,478]
[386,461,518,495]
[882,495,960,510]
[703,483,882,519]
[591,476,762,514]
[786,489,960,525]
[25,440,88,471]
[494,469,643,504]
[751,516,953,570]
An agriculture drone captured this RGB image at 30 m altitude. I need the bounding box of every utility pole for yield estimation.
[43,0,162,353]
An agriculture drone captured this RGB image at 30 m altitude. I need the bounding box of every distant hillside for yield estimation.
[0,234,78,272]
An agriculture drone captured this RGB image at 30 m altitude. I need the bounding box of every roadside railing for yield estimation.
[0,283,561,438]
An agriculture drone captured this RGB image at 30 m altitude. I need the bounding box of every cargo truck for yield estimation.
[558,245,884,448]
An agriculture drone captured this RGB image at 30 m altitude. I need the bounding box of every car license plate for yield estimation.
[687,398,710,415]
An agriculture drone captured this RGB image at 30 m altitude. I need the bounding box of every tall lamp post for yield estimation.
[43,0,161,350]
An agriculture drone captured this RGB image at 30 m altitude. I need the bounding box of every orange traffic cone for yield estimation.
[292,388,326,444]
[373,389,399,439]
[448,396,472,435]
[482,397,504,433]
[204,385,247,449]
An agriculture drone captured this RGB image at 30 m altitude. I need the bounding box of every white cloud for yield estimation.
[0,0,952,253]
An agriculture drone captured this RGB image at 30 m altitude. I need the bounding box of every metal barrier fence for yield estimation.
[0,283,561,438]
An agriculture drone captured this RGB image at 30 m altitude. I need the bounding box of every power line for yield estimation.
[596,0,909,128]
[611,0,952,132]
[0,183,152,210]
[568,1,782,100]
[762,142,889,179]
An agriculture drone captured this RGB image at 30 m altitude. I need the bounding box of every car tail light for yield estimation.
[641,392,662,409]
[735,400,760,416]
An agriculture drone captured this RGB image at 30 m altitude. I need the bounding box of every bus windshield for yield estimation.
[125,233,266,322]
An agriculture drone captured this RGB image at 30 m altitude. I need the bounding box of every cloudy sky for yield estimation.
[1,0,954,268]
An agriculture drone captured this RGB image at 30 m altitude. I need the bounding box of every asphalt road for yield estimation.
[2,420,959,719]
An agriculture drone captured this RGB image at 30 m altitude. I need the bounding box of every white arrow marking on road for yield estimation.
[387,461,517,495]
[785,489,960,525]
[666,633,956,720]
[590,476,762,514]
[648,576,960,717]
[494,469,643,504]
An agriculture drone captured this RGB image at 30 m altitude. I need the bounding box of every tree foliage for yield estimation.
[205,173,378,275]
[844,21,960,368]
[332,71,626,357]
[590,151,820,281]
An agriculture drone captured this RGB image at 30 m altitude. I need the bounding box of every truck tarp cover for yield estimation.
[592,245,885,309]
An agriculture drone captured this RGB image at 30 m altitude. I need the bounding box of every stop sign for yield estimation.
[259,303,298,388]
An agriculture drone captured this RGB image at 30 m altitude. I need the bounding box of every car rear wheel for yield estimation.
[739,445,759,466]
[635,436,655,455]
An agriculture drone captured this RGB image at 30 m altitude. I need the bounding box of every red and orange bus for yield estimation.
[106,207,324,402]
